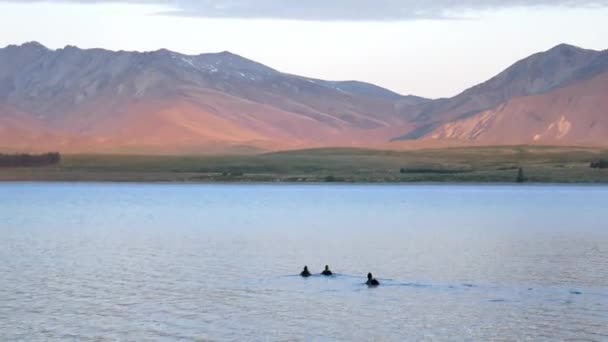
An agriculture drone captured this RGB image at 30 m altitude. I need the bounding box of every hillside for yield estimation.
[425,71,608,145]
[0,42,607,153]
[394,44,608,142]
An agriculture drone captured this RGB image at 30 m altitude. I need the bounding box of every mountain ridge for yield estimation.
[3,41,412,99]
[393,43,608,140]
[0,41,606,153]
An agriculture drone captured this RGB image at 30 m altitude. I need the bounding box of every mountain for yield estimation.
[394,44,608,140]
[425,71,608,145]
[0,42,607,153]
[0,41,428,153]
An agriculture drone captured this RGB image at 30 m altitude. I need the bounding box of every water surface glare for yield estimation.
[0,184,607,341]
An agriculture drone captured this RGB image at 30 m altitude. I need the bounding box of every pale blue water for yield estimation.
[0,183,607,341]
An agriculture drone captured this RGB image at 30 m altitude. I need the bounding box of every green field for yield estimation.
[1,146,608,183]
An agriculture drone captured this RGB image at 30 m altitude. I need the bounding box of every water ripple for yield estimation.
[1,184,608,341]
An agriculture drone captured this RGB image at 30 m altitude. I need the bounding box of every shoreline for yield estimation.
[2,179,608,185]
[1,146,607,184]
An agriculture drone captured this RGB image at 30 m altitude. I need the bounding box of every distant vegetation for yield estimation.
[590,159,608,169]
[0,153,61,168]
[400,167,469,174]
[324,175,346,182]
[0,147,608,183]
[516,167,526,183]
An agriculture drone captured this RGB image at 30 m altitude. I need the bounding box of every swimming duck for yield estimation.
[366,272,380,286]
[321,265,333,276]
[300,266,311,277]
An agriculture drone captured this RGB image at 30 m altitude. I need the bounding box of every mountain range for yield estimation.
[0,42,606,153]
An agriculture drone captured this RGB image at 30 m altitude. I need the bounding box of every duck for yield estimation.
[366,272,380,286]
[321,265,333,276]
[300,266,311,277]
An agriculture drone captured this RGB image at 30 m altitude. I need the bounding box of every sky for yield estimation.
[0,1,607,98]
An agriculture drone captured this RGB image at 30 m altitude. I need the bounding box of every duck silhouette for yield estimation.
[321,265,333,276]
[366,272,380,286]
[300,266,311,277]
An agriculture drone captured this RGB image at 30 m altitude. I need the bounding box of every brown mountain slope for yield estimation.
[425,72,608,146]
[0,89,416,153]
[1,42,608,153]
[394,44,608,140]
[0,42,425,153]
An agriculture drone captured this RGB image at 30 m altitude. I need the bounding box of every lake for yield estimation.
[0,183,607,341]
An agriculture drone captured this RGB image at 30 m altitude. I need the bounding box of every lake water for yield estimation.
[0,183,607,341]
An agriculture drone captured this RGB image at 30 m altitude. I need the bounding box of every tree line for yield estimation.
[590,159,608,169]
[0,153,61,167]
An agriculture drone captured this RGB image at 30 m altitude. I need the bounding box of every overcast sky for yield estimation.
[0,0,607,98]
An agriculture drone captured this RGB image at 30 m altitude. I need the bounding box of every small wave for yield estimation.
[383,282,431,288]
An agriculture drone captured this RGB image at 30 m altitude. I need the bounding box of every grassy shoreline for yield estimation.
[1,146,607,183]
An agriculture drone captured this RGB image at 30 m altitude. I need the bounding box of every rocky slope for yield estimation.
[394,44,608,141]
[425,71,608,146]
[0,42,606,153]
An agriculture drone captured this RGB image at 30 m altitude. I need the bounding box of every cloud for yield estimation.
[4,0,608,21]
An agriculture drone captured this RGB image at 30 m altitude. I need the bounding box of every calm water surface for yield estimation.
[0,183,607,341]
